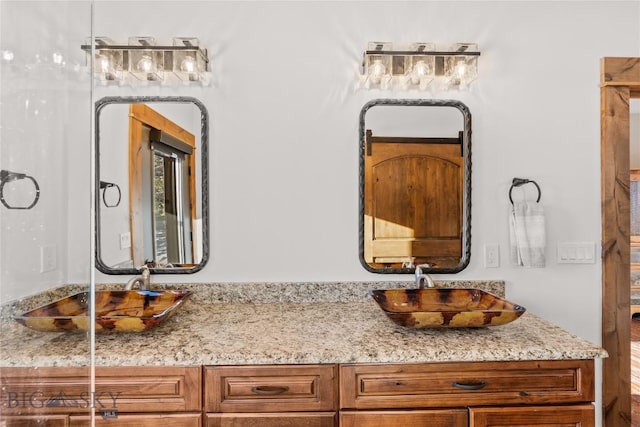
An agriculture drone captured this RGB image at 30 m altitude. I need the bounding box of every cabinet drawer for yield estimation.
[205,365,337,412]
[340,409,468,427]
[70,413,202,427]
[340,360,594,409]
[1,415,69,427]
[205,412,336,427]
[0,366,201,414]
[469,404,595,427]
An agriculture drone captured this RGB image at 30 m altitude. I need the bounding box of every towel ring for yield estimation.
[100,181,121,208]
[0,170,40,210]
[509,177,541,204]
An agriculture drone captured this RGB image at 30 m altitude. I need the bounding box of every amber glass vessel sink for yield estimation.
[15,290,191,333]
[370,288,526,328]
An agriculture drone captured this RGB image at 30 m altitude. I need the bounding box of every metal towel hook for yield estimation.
[509,177,541,204]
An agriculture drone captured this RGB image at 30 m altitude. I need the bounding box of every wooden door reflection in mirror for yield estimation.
[359,99,471,274]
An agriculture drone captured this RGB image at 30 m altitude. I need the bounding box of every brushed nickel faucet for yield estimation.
[125,266,150,291]
[415,264,435,289]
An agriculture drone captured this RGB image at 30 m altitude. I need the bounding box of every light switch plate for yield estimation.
[557,242,595,264]
[120,232,131,249]
[484,244,500,268]
[40,245,57,273]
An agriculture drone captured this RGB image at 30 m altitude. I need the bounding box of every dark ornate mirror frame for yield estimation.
[358,98,472,274]
[95,96,210,275]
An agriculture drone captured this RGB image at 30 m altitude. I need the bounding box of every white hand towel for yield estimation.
[509,201,546,268]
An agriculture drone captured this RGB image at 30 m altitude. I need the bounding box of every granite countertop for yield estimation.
[0,281,607,367]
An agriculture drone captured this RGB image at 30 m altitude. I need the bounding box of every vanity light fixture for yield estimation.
[361,42,480,90]
[81,36,210,85]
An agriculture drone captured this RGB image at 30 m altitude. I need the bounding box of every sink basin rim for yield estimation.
[370,288,526,328]
[14,289,192,333]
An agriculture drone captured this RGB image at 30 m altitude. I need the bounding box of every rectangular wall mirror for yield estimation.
[95,96,209,275]
[359,99,471,274]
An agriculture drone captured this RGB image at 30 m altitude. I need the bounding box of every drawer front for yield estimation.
[340,409,468,427]
[205,365,338,412]
[469,404,595,427]
[340,360,594,409]
[0,366,201,414]
[206,412,336,427]
[1,415,69,427]
[70,413,202,427]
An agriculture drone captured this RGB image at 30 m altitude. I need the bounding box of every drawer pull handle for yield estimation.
[452,381,487,390]
[251,385,290,395]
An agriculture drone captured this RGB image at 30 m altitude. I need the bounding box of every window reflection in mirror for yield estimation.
[359,99,471,274]
[95,97,209,275]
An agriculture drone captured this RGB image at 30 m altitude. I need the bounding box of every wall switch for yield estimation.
[40,245,57,273]
[120,232,131,249]
[484,244,500,268]
[557,241,595,264]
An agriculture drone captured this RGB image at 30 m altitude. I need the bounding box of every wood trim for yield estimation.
[601,58,640,88]
[128,114,144,265]
[601,57,635,426]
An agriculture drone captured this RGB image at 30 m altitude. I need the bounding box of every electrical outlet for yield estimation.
[120,232,131,249]
[40,245,57,273]
[484,244,500,268]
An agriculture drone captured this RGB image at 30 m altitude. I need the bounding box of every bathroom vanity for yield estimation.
[0,282,606,426]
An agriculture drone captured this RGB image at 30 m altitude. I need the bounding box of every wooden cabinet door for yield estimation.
[340,409,467,427]
[206,412,336,427]
[469,405,595,427]
[364,137,463,268]
[70,413,201,427]
[1,415,69,427]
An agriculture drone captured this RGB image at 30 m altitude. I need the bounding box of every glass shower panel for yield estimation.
[0,1,95,424]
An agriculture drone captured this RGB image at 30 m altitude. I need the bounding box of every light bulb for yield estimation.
[180,56,196,73]
[369,59,386,84]
[136,54,153,72]
[454,60,467,79]
[96,54,111,73]
[410,60,432,85]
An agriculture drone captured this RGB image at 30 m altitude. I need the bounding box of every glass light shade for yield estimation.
[172,37,206,81]
[444,43,478,88]
[408,42,435,89]
[365,42,392,88]
[90,37,123,81]
[128,37,164,81]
